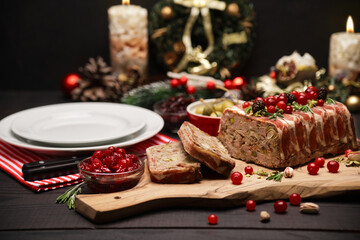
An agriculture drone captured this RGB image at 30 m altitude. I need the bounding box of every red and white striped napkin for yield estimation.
[0,133,175,192]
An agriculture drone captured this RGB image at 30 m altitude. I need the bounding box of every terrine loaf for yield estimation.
[178,121,236,176]
[218,102,358,169]
[146,141,202,183]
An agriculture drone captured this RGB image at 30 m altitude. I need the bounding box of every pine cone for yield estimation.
[286,93,296,103]
[71,57,123,102]
[317,87,328,100]
[252,100,265,113]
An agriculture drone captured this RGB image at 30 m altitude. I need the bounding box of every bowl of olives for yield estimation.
[186,98,241,136]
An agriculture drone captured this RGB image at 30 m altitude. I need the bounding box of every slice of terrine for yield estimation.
[178,121,236,176]
[218,101,358,169]
[146,141,202,183]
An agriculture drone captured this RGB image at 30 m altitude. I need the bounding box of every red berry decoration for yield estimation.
[178,76,188,86]
[307,162,319,175]
[170,78,179,88]
[307,91,318,100]
[246,200,256,211]
[242,101,251,109]
[284,105,293,114]
[206,81,216,90]
[317,99,324,106]
[186,85,196,94]
[291,90,300,99]
[254,97,265,103]
[224,79,233,89]
[277,101,286,110]
[314,157,325,167]
[327,160,340,173]
[289,193,301,205]
[208,214,218,225]
[244,166,253,175]
[270,71,277,79]
[345,149,353,157]
[265,96,277,107]
[305,86,317,94]
[297,94,308,105]
[274,200,287,213]
[62,73,80,96]
[267,105,276,114]
[231,172,243,185]
[232,77,245,89]
[278,95,288,104]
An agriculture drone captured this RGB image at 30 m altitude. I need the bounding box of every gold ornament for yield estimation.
[227,3,240,17]
[161,6,173,20]
[345,95,360,112]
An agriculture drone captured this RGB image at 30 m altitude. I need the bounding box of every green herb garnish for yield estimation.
[266,171,284,182]
[253,169,269,177]
[325,98,336,104]
[56,182,85,209]
[245,106,252,114]
[292,102,314,114]
[268,112,284,120]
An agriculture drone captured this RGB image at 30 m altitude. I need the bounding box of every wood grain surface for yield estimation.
[75,154,360,223]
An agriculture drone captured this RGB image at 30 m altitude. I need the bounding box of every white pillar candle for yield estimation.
[329,16,360,79]
[108,1,148,77]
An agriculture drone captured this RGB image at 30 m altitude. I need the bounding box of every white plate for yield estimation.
[11,103,146,147]
[0,103,164,156]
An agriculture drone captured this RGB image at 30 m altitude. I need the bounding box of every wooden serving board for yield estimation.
[75,155,360,223]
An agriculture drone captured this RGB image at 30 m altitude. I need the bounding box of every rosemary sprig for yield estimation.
[325,97,336,104]
[245,106,252,114]
[268,112,284,120]
[292,102,314,114]
[253,169,269,177]
[56,182,85,209]
[266,171,284,182]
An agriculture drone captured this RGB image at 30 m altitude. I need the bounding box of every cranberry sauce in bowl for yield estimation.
[78,146,144,193]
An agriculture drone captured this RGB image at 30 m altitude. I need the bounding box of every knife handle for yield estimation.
[22,156,87,181]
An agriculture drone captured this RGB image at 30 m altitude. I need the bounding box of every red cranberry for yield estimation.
[274,200,287,213]
[284,105,293,114]
[92,150,104,160]
[231,172,243,185]
[208,214,218,225]
[297,95,308,105]
[224,80,233,89]
[242,101,251,109]
[170,79,179,88]
[291,90,300,99]
[317,99,324,106]
[206,81,216,90]
[265,96,277,107]
[267,105,276,113]
[327,160,340,173]
[305,86,317,94]
[277,101,286,110]
[307,162,319,175]
[178,76,188,86]
[278,95,288,104]
[186,85,196,94]
[307,91,318,100]
[289,193,301,205]
[314,157,325,167]
[345,149,353,157]
[254,97,265,103]
[246,200,256,211]
[244,166,253,175]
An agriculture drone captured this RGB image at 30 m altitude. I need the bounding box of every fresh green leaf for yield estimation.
[56,182,85,209]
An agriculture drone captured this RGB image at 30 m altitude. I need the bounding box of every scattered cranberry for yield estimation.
[278,95,288,104]
[305,86,317,94]
[345,149,353,157]
[246,200,256,211]
[314,157,325,167]
[297,95,308,105]
[224,79,233,89]
[317,99,324,106]
[178,76,188,86]
[274,200,287,213]
[231,172,243,185]
[307,162,319,175]
[277,101,286,110]
[285,105,293,114]
[232,77,245,89]
[265,96,277,107]
[327,160,340,173]
[242,101,251,109]
[186,85,196,94]
[206,81,216,90]
[267,105,276,113]
[254,97,265,103]
[244,166,253,175]
[170,79,179,88]
[289,193,301,205]
[208,214,218,225]
[270,71,276,78]
[291,90,300,99]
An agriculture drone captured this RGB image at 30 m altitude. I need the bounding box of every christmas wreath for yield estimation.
[149,0,256,80]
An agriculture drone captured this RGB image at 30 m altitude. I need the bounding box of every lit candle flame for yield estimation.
[346,15,354,33]
[122,0,130,5]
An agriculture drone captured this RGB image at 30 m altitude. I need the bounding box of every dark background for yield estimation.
[1,0,360,90]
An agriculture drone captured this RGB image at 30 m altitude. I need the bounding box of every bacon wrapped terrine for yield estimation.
[218,101,358,169]
[146,141,202,183]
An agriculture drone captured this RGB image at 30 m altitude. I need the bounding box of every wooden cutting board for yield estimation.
[75,154,360,223]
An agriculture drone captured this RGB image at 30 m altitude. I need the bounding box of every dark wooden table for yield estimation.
[0,90,360,240]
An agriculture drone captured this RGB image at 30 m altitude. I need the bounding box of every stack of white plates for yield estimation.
[0,102,164,155]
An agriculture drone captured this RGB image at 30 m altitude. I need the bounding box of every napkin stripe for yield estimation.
[0,133,176,192]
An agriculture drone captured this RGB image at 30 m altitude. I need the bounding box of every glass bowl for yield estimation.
[78,157,145,193]
[153,95,195,132]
